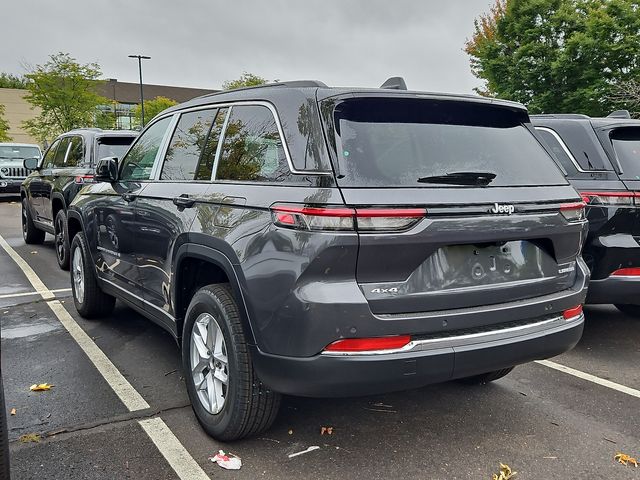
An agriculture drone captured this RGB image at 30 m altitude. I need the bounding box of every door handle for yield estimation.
[122,192,137,202]
[173,194,196,209]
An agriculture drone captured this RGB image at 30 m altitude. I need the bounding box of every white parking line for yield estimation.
[536,359,640,399]
[0,287,72,300]
[0,233,211,479]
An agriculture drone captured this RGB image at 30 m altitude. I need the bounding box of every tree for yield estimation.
[22,53,108,143]
[133,96,178,127]
[465,0,640,116]
[0,104,11,142]
[0,73,28,89]
[608,79,640,117]
[222,72,269,90]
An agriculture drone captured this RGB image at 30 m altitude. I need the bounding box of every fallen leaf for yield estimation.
[492,463,517,480]
[19,433,41,443]
[10,408,16,415]
[30,383,54,392]
[320,426,334,435]
[614,453,638,467]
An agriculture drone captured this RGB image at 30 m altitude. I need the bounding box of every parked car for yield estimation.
[0,142,41,198]
[21,129,137,269]
[67,79,589,440]
[532,112,639,317]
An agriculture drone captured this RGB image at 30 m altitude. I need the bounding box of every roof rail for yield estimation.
[530,113,590,120]
[198,80,328,99]
[380,77,407,90]
[607,110,631,119]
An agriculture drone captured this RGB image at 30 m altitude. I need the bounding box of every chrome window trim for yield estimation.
[153,101,333,176]
[211,107,232,181]
[321,313,584,356]
[535,126,608,174]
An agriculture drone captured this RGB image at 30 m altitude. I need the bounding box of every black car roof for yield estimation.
[531,113,640,129]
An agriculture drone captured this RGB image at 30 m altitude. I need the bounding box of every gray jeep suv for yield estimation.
[67,79,589,440]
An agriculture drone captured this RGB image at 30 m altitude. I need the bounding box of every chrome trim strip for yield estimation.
[152,100,333,176]
[101,277,174,319]
[211,107,232,181]
[321,313,584,356]
[535,126,608,174]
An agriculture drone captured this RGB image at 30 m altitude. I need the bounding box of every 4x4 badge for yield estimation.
[490,203,515,215]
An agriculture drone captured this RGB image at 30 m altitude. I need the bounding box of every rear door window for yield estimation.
[65,136,84,167]
[215,105,290,182]
[326,97,568,187]
[610,127,640,180]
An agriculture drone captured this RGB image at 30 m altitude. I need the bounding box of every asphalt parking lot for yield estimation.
[1,198,638,480]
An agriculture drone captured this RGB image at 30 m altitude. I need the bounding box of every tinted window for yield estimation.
[41,140,60,169]
[611,127,640,180]
[535,128,577,175]
[329,98,567,187]
[216,105,289,182]
[65,136,84,167]
[52,138,70,168]
[120,116,172,181]
[161,109,218,181]
[97,136,136,161]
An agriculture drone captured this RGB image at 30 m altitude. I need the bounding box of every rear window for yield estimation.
[97,136,136,161]
[610,127,640,180]
[328,98,568,188]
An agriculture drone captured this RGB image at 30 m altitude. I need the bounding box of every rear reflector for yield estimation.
[580,191,638,206]
[563,305,583,320]
[611,267,640,276]
[271,204,426,232]
[559,202,586,222]
[324,335,411,352]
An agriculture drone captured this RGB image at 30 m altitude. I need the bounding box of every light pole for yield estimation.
[128,54,151,127]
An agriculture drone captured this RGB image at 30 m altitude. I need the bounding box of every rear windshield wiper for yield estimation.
[417,171,497,186]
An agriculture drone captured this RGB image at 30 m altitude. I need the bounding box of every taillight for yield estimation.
[324,335,411,352]
[563,305,583,320]
[559,202,586,222]
[270,204,426,232]
[611,267,640,277]
[580,191,638,206]
[75,174,94,184]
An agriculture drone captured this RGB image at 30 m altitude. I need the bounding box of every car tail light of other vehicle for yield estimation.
[271,204,426,232]
[580,191,639,206]
[563,304,583,320]
[74,174,94,184]
[611,267,640,277]
[559,202,587,222]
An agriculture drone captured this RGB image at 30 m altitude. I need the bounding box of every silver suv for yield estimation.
[0,143,41,197]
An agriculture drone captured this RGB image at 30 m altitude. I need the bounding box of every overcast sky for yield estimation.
[3,0,494,94]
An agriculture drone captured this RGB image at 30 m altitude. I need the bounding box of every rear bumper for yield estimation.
[252,313,584,397]
[586,275,640,305]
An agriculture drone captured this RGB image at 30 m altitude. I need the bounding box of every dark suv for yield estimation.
[21,128,136,269]
[67,80,589,440]
[532,113,639,317]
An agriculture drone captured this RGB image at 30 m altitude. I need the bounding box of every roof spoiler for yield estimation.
[607,110,631,119]
[380,77,407,90]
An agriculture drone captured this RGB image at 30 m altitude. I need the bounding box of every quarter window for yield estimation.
[535,128,578,175]
[120,116,172,181]
[215,105,289,182]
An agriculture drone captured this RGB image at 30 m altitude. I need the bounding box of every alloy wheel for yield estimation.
[55,215,65,261]
[190,313,229,415]
[72,246,85,304]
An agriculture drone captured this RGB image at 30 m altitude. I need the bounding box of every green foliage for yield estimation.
[0,104,12,142]
[0,73,28,89]
[133,96,178,127]
[22,53,108,143]
[465,0,640,116]
[222,72,269,90]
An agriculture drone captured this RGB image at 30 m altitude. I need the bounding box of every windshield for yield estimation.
[328,97,568,188]
[97,136,136,160]
[0,145,40,161]
[610,128,640,180]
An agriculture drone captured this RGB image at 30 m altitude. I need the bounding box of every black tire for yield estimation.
[459,367,515,385]
[182,284,281,441]
[0,373,10,480]
[70,232,115,318]
[21,198,45,245]
[54,209,70,270]
[615,304,640,318]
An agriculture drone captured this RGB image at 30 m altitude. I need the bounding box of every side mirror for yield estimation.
[23,157,40,171]
[95,157,118,182]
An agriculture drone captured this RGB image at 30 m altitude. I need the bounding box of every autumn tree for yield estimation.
[0,104,11,142]
[133,96,178,127]
[222,72,269,90]
[465,0,640,116]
